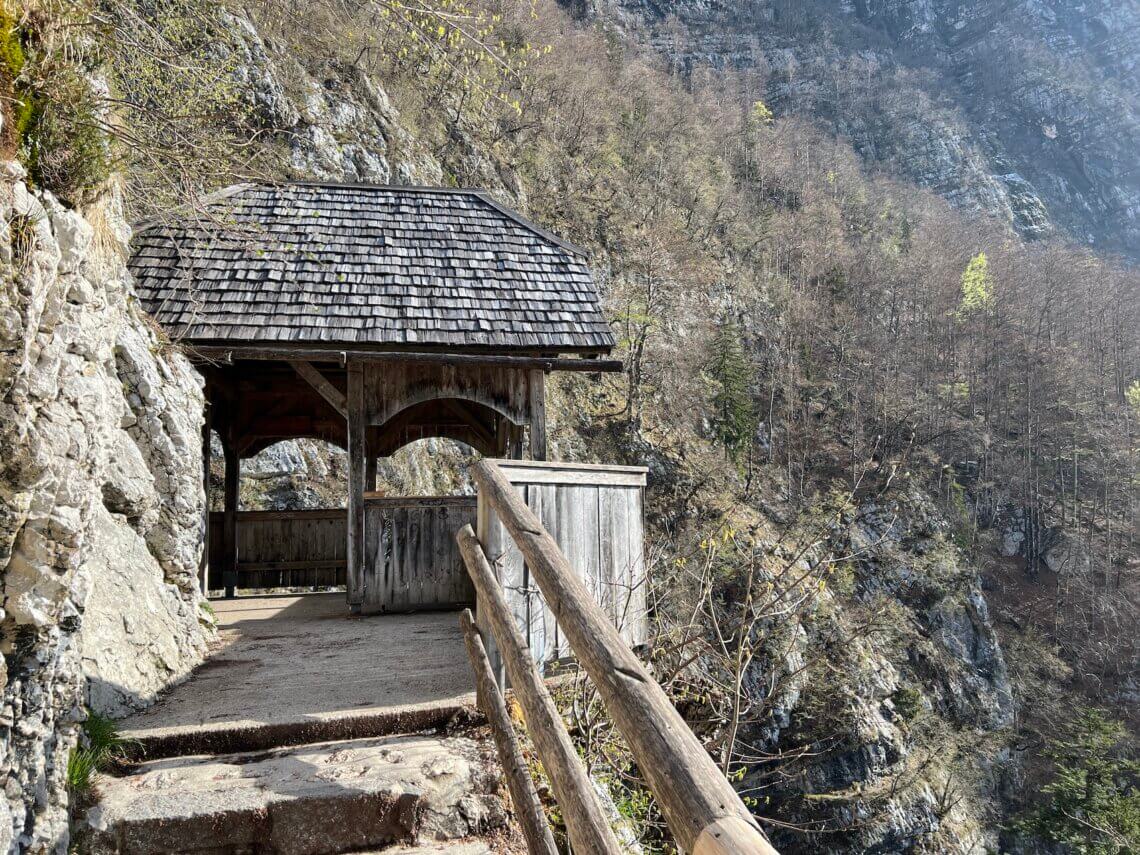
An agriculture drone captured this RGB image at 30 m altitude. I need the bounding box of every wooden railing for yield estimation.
[208,509,347,591]
[459,460,779,855]
[207,497,476,611]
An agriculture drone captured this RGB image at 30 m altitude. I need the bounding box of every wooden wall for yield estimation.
[476,460,649,669]
[207,509,347,591]
[207,498,476,610]
[362,496,477,612]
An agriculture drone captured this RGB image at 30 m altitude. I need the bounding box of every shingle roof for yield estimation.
[128,182,615,354]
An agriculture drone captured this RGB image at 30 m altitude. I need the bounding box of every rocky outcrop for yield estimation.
[569,0,1140,257]
[1,165,211,852]
[726,487,1015,853]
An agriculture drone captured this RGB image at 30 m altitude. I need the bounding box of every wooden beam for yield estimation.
[346,361,366,612]
[221,437,239,599]
[456,526,623,855]
[472,461,778,855]
[290,360,347,417]
[194,346,623,373]
[458,609,559,855]
[441,398,497,449]
[528,369,547,461]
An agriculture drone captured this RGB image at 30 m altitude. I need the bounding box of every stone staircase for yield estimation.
[80,730,514,854]
[75,597,517,854]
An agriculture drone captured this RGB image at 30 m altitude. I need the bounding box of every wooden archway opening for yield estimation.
[203,357,547,605]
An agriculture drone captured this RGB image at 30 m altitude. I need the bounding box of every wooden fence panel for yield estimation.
[208,499,476,604]
[476,460,649,669]
[363,496,476,612]
[208,509,347,590]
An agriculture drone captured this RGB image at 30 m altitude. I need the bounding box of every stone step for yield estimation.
[80,732,510,855]
[121,700,473,762]
[375,844,494,854]
[116,598,479,762]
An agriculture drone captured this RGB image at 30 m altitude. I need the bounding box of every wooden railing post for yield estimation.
[456,525,624,855]
[459,609,558,855]
[473,461,779,855]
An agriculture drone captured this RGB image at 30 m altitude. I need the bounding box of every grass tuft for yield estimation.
[66,710,136,799]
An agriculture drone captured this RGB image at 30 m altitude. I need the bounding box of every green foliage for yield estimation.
[957,251,995,317]
[706,316,758,461]
[376,1,542,115]
[891,687,923,723]
[65,746,99,796]
[0,9,23,77]
[1,6,33,154]
[67,710,134,797]
[749,99,773,127]
[2,0,110,203]
[23,65,109,203]
[1016,709,1140,854]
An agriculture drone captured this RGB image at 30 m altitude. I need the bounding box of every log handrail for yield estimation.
[459,609,559,855]
[457,526,623,853]
[471,460,779,855]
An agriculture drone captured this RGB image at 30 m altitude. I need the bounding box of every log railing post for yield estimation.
[456,525,623,855]
[459,609,558,855]
[472,460,779,855]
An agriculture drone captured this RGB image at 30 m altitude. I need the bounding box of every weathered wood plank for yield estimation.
[359,499,475,611]
[456,526,623,855]
[473,461,778,855]
[528,370,547,461]
[222,439,239,599]
[490,458,648,487]
[477,462,650,666]
[197,347,623,374]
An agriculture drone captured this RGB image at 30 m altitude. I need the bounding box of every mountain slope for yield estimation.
[567,0,1140,258]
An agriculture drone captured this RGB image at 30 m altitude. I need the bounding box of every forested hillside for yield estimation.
[2,0,1138,851]
[569,0,1140,259]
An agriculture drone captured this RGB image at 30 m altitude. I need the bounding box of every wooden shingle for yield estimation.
[129,183,615,354]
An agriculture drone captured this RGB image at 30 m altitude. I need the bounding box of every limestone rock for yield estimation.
[78,505,209,717]
[1,166,212,852]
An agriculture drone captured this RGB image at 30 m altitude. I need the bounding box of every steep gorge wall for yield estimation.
[570,0,1140,257]
[0,164,210,853]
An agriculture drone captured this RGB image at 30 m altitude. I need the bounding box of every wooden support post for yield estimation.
[528,370,547,461]
[456,526,623,855]
[458,609,559,855]
[509,423,525,460]
[221,437,239,599]
[473,461,779,855]
[346,361,366,613]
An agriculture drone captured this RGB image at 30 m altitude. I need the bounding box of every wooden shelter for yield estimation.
[130,182,618,611]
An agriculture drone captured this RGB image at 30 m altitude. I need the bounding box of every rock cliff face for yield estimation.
[567,0,1140,257]
[0,166,210,853]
